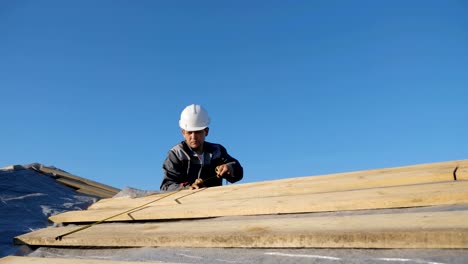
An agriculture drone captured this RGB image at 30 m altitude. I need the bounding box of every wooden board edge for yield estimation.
[0,256,180,264]
[39,165,120,194]
[49,181,468,223]
[17,210,468,249]
[56,177,116,198]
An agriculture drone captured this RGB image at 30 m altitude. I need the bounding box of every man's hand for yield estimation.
[190,178,204,190]
[215,164,232,178]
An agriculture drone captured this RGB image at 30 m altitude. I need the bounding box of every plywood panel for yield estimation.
[49,181,468,223]
[88,160,466,211]
[16,210,468,249]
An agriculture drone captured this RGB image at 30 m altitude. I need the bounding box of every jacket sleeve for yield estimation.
[219,145,243,183]
[160,150,186,191]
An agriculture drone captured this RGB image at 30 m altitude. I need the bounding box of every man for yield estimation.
[160,104,243,191]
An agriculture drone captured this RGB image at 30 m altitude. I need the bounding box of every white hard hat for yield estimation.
[179,104,211,131]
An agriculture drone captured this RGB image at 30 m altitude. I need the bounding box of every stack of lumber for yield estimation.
[15,160,468,249]
[38,165,120,198]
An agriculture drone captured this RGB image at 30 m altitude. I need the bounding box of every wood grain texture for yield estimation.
[457,163,468,181]
[16,210,468,249]
[49,181,468,223]
[87,160,466,211]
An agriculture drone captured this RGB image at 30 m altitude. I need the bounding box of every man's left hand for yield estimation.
[215,164,232,178]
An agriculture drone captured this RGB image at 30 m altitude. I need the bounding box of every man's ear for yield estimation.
[181,129,186,136]
[204,127,209,136]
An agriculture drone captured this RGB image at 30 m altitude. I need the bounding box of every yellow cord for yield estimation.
[55,175,220,241]
[55,188,184,240]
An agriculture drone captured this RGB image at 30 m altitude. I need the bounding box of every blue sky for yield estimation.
[1,1,467,190]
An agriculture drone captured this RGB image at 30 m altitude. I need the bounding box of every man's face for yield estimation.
[182,128,208,150]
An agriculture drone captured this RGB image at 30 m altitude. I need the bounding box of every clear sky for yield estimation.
[1,1,467,190]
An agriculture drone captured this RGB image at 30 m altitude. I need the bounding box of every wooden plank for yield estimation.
[16,210,468,249]
[457,163,468,181]
[0,256,179,264]
[0,165,14,170]
[49,181,468,223]
[39,165,120,194]
[88,160,467,211]
[56,177,116,198]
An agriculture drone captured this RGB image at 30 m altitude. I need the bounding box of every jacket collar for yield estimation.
[181,141,213,156]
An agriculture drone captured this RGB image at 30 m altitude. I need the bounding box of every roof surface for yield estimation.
[2,161,468,263]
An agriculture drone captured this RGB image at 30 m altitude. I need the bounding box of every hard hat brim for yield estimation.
[179,121,208,132]
[180,126,208,132]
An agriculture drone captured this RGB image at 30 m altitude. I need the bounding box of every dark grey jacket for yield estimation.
[160,141,243,191]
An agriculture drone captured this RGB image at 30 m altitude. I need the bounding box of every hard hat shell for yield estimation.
[179,104,211,131]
